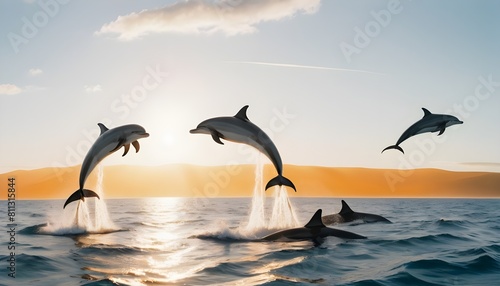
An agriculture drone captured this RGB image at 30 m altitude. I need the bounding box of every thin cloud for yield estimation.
[96,0,321,40]
[226,61,385,75]
[85,84,102,93]
[460,162,500,167]
[29,68,43,76]
[0,84,22,95]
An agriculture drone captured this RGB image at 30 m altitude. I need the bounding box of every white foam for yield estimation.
[40,164,119,235]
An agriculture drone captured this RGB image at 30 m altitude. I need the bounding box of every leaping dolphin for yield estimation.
[382,108,463,154]
[63,123,150,208]
[190,105,296,191]
[262,209,366,244]
[322,200,391,225]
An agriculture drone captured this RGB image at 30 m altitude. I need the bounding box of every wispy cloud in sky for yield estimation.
[84,84,102,93]
[29,68,43,76]
[226,61,385,75]
[96,0,321,40]
[0,84,22,95]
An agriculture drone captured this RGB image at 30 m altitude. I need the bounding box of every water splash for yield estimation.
[91,164,117,231]
[269,185,299,229]
[245,154,266,231]
[244,152,299,232]
[41,164,118,235]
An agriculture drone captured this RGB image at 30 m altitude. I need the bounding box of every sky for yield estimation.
[1,0,500,174]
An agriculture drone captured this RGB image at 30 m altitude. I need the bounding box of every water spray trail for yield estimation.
[245,153,266,231]
[92,164,118,232]
[269,186,299,229]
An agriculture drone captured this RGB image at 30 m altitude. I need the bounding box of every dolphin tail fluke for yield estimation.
[265,175,297,192]
[381,145,404,154]
[82,189,100,200]
[63,189,100,209]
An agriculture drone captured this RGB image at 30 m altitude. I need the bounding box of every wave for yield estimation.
[138,219,204,227]
[2,253,61,277]
[83,279,122,286]
[77,244,147,256]
[191,228,259,242]
[20,223,125,236]
[378,233,469,249]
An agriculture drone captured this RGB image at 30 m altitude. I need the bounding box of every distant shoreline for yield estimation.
[1,164,499,199]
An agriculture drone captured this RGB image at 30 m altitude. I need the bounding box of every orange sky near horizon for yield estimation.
[1,164,499,200]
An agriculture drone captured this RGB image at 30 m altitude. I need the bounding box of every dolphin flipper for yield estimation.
[110,138,125,153]
[330,228,367,239]
[63,189,100,209]
[208,128,224,145]
[265,175,296,192]
[122,143,130,156]
[381,145,404,154]
[437,123,446,135]
[132,141,140,152]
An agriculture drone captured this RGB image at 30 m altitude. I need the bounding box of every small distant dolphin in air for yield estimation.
[322,200,391,225]
[262,209,366,244]
[190,105,296,191]
[382,108,463,154]
[63,123,149,208]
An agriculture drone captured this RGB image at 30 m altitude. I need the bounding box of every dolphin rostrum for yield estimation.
[382,108,463,154]
[190,105,296,191]
[322,200,391,225]
[262,209,366,244]
[63,123,150,208]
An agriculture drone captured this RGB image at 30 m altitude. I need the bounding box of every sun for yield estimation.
[162,132,176,147]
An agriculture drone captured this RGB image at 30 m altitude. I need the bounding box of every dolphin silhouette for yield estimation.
[322,200,391,225]
[382,108,463,154]
[190,105,296,191]
[262,209,366,244]
[63,123,149,208]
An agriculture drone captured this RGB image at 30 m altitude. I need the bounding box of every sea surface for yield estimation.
[1,197,499,286]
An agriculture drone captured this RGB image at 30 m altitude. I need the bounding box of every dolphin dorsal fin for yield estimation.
[422,108,432,118]
[339,200,354,215]
[98,123,109,135]
[234,105,250,121]
[305,209,325,228]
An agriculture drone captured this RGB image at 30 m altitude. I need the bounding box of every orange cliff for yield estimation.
[1,164,499,200]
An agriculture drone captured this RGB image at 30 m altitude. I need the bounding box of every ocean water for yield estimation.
[1,197,499,286]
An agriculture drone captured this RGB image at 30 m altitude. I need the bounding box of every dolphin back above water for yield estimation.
[63,123,150,208]
[190,105,296,191]
[382,108,463,154]
[262,209,366,243]
[322,200,391,225]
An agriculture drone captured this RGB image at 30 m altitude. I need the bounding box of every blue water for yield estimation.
[1,198,499,285]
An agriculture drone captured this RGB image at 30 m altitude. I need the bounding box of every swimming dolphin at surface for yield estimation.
[382,108,463,154]
[63,123,150,208]
[322,200,391,225]
[190,105,296,191]
[262,209,366,243]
